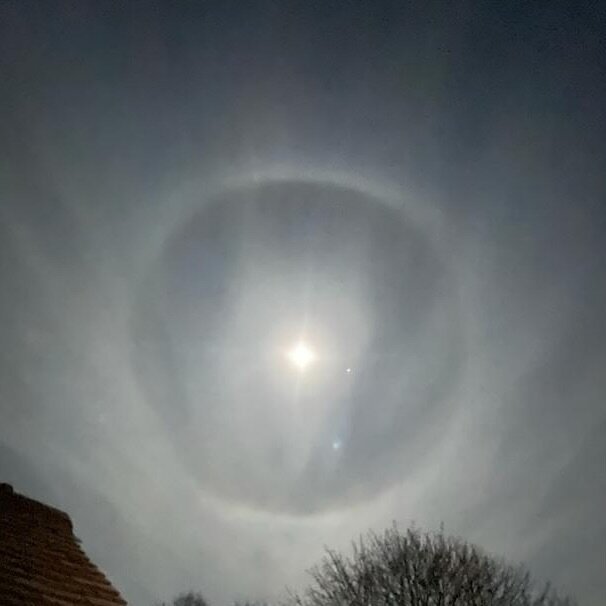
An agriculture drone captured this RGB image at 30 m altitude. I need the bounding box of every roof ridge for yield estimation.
[0,483,73,531]
[0,483,128,605]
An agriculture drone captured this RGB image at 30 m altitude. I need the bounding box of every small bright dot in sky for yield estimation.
[332,440,342,451]
[287,341,315,371]
[346,367,352,373]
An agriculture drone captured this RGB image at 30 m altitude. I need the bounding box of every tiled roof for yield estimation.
[0,483,127,606]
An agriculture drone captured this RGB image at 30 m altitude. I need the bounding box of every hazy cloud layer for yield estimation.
[0,3,604,605]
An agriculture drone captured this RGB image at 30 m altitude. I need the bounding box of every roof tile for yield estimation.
[0,483,127,605]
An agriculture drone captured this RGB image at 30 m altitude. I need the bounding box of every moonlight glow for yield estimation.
[287,341,316,371]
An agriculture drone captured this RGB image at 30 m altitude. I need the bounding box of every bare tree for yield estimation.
[156,591,209,606]
[287,525,575,606]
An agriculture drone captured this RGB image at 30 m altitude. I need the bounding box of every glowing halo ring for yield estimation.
[153,161,474,359]
[135,163,453,276]
[130,162,474,518]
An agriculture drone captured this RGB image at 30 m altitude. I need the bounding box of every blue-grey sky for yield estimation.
[0,2,604,605]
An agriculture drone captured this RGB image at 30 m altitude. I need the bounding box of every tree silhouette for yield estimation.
[156,591,209,606]
[287,525,575,606]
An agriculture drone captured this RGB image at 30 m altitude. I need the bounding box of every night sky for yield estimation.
[1,2,605,605]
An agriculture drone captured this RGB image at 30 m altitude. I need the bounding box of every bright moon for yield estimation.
[287,341,316,371]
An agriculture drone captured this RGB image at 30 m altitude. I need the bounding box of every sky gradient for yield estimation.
[0,3,605,605]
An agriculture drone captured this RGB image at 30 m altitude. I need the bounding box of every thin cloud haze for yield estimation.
[0,3,604,605]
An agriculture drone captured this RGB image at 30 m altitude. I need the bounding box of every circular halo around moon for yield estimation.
[130,165,469,516]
